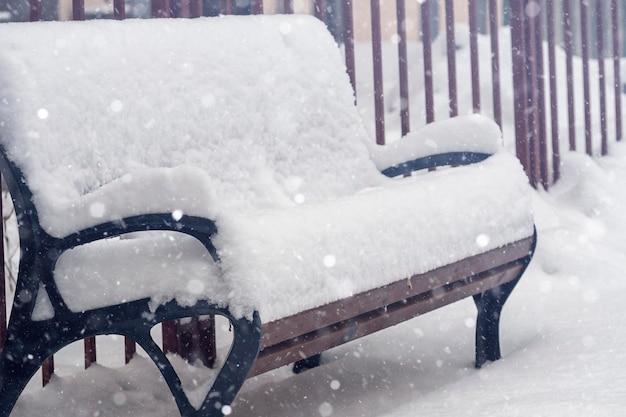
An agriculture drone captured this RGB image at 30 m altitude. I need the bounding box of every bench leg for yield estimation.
[473,274,523,368]
[293,353,322,374]
[131,311,261,417]
[0,336,52,417]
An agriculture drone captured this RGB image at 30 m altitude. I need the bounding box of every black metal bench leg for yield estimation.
[0,340,51,417]
[473,276,522,369]
[293,354,322,374]
[130,311,262,417]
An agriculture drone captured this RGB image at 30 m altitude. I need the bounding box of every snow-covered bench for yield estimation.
[0,15,535,417]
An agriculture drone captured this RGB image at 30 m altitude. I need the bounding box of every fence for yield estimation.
[0,0,624,387]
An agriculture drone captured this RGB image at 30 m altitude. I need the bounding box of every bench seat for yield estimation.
[51,146,532,323]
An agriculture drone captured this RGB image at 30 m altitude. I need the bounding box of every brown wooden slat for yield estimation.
[260,235,534,349]
[250,262,525,377]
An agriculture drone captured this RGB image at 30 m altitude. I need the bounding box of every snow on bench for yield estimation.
[0,15,536,417]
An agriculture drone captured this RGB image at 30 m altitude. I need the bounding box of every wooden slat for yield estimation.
[250,262,525,377]
[260,235,534,349]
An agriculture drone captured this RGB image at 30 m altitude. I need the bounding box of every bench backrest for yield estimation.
[0,16,383,237]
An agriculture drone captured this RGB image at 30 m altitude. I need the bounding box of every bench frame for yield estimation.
[0,141,535,417]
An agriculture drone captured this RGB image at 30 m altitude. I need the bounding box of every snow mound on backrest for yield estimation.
[0,15,383,236]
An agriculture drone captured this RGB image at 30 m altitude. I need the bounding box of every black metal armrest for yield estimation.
[56,213,220,261]
[380,151,492,178]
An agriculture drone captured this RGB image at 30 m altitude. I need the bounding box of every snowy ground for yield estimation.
[6,24,626,417]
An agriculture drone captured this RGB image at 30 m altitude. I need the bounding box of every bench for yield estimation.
[0,15,536,417]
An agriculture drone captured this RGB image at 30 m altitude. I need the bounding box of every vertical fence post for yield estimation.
[189,0,202,17]
[444,0,458,118]
[580,1,592,155]
[530,1,548,188]
[371,0,386,145]
[563,0,576,151]
[162,320,178,354]
[0,182,5,352]
[72,0,85,20]
[114,0,126,19]
[468,0,481,113]
[596,0,607,155]
[42,357,54,386]
[219,0,231,15]
[343,0,356,97]
[421,1,434,124]
[488,0,501,128]
[396,0,410,135]
[251,0,263,14]
[124,337,136,364]
[314,0,324,21]
[509,0,532,184]
[284,0,293,14]
[546,0,560,182]
[84,337,96,368]
[612,0,622,142]
[29,0,42,21]
[152,0,171,18]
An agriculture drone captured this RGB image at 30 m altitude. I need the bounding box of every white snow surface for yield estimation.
[0,16,533,322]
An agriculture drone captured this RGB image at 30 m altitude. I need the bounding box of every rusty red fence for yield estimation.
[1,0,624,387]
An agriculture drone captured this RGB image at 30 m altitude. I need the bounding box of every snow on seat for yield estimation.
[0,16,534,324]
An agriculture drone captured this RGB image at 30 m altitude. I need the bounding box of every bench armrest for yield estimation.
[368,115,503,177]
[56,213,220,262]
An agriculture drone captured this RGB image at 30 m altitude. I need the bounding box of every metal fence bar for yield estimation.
[152,0,171,18]
[84,337,96,369]
[190,0,202,17]
[580,1,592,155]
[488,0,501,128]
[314,0,324,21]
[251,0,263,14]
[612,0,623,141]
[284,0,294,14]
[42,357,54,386]
[29,0,41,21]
[396,0,410,135]
[162,320,178,354]
[72,0,84,20]
[220,0,231,15]
[546,0,560,182]
[114,0,126,19]
[525,0,542,187]
[444,0,458,118]
[0,189,4,352]
[342,0,356,96]
[468,0,481,113]
[370,0,385,145]
[510,0,531,182]
[563,0,576,151]
[597,0,608,155]
[421,1,434,124]
[125,337,136,364]
[533,2,548,188]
